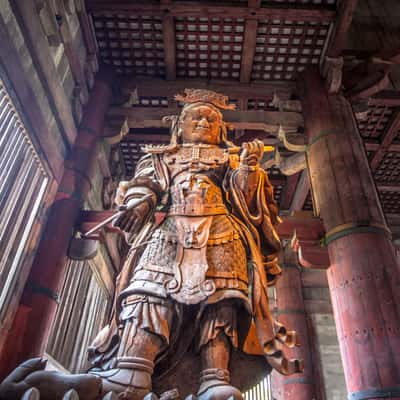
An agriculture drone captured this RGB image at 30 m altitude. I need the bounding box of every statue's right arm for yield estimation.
[113,155,162,233]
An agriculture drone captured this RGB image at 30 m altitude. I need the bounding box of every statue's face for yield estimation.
[180,104,222,145]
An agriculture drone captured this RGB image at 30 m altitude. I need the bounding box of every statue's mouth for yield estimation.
[195,127,210,133]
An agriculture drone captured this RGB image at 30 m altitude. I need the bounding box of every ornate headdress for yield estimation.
[174,89,236,110]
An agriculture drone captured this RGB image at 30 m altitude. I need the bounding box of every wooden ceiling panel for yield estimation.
[357,104,396,140]
[374,152,400,184]
[175,17,245,79]
[92,13,165,76]
[378,190,400,214]
[251,19,331,81]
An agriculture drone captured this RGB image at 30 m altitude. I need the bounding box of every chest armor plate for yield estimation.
[165,145,228,216]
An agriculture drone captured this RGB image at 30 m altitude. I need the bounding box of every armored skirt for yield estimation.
[118,213,253,354]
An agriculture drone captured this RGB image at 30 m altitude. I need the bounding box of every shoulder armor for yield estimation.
[142,144,176,154]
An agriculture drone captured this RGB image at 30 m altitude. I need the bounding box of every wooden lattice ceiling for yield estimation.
[87,0,400,235]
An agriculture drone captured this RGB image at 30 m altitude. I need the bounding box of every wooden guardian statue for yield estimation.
[88,89,302,399]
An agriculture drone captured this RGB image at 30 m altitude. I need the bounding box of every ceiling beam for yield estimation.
[86,1,336,21]
[240,19,258,84]
[119,76,295,100]
[240,0,260,84]
[108,106,304,132]
[377,184,400,193]
[365,142,400,152]
[161,12,176,81]
[326,0,359,57]
[370,109,400,172]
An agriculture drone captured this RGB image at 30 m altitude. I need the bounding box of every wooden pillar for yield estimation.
[273,245,318,400]
[1,67,114,373]
[299,66,400,400]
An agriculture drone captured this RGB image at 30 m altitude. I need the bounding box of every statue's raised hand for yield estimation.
[113,195,152,233]
[240,139,264,167]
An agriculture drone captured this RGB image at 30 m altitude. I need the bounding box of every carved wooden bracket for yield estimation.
[277,126,307,153]
[277,212,330,269]
[321,56,344,94]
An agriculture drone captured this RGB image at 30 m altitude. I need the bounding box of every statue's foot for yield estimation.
[90,357,153,400]
[197,381,243,400]
[197,369,243,400]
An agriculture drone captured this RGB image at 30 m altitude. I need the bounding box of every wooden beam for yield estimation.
[365,142,400,152]
[240,18,258,83]
[58,18,86,88]
[108,106,304,132]
[377,184,400,193]
[162,15,176,80]
[0,13,64,181]
[370,109,400,172]
[277,213,325,241]
[76,1,98,56]
[120,76,295,100]
[86,1,336,21]
[326,0,359,57]
[288,169,310,213]
[280,172,301,210]
[12,0,77,147]
[367,91,400,107]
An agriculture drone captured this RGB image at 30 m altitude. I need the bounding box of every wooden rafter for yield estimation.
[239,0,260,84]
[161,0,176,81]
[370,109,400,172]
[240,20,258,84]
[86,1,336,21]
[326,0,359,57]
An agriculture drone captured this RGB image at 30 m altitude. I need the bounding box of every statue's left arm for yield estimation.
[227,140,282,283]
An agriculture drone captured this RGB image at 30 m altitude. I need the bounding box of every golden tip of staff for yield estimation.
[263,145,275,152]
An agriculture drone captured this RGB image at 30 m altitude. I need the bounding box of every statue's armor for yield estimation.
[121,144,248,308]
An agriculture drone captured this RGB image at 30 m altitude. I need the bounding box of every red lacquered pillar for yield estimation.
[273,245,318,400]
[300,66,400,400]
[2,67,114,371]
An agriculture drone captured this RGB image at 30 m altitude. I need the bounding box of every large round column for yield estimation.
[273,245,318,400]
[300,67,400,399]
[5,67,115,367]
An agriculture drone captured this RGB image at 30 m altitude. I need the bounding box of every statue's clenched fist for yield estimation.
[240,139,264,167]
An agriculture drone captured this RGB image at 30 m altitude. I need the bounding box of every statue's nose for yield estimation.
[198,116,209,128]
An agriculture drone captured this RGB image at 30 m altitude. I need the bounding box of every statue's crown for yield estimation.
[175,89,236,110]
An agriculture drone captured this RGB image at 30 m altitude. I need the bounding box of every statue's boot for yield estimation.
[90,356,153,400]
[197,369,243,400]
[198,313,243,400]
